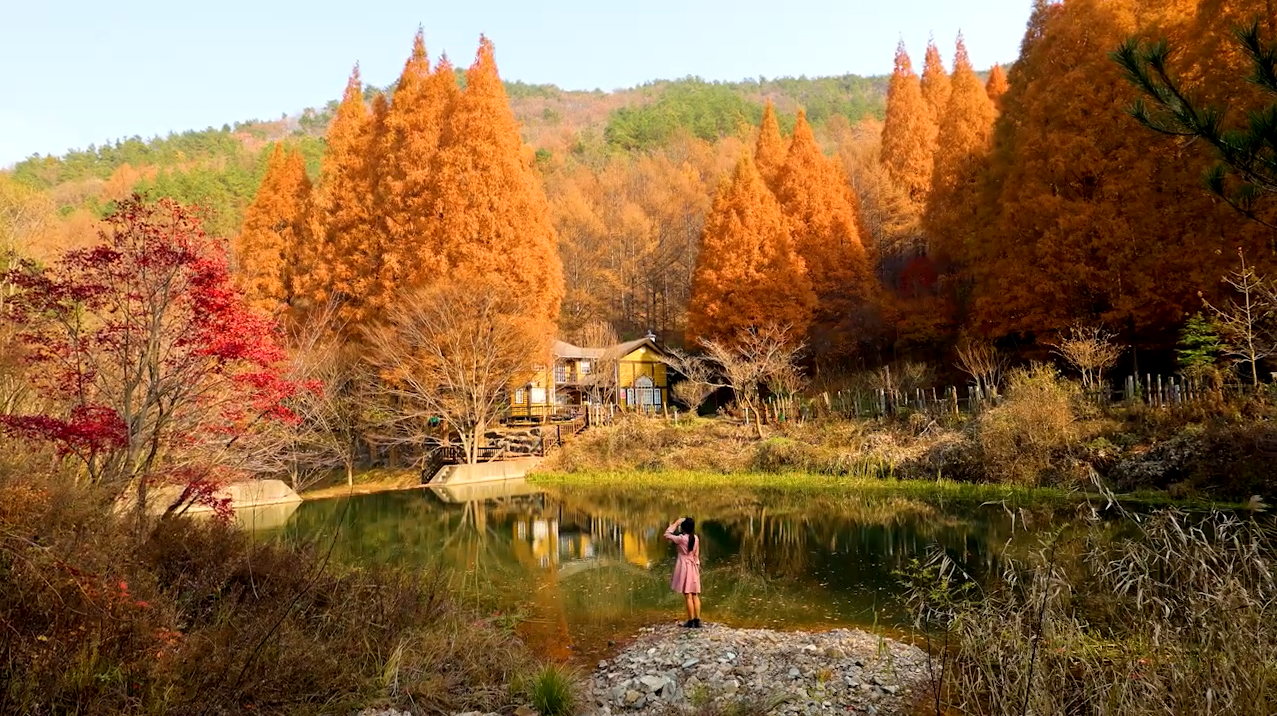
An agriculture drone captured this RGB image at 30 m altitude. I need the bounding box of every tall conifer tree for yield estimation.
[306,66,383,326]
[775,110,876,359]
[985,64,1009,108]
[921,39,952,124]
[755,99,787,190]
[925,35,996,263]
[687,154,815,346]
[234,143,312,315]
[880,42,937,212]
[426,37,563,327]
[380,30,459,300]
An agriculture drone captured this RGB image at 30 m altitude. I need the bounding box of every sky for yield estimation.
[0,0,1033,168]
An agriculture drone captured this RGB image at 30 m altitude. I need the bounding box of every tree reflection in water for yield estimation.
[270,482,1084,661]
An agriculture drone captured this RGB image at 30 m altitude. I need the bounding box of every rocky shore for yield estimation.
[587,623,930,716]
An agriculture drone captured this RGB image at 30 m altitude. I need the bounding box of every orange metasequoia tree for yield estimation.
[880,42,937,213]
[426,36,564,329]
[686,154,815,346]
[775,110,877,360]
[380,29,459,298]
[925,34,996,264]
[233,143,312,315]
[755,99,788,190]
[985,64,1009,108]
[304,66,384,327]
[921,39,952,125]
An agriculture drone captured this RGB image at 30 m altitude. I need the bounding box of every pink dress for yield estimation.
[665,524,702,594]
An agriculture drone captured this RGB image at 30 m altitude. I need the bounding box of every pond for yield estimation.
[263,480,1094,662]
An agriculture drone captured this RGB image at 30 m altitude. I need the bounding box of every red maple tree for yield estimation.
[2,195,299,516]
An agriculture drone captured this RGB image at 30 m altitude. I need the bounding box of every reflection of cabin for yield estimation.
[509,333,670,420]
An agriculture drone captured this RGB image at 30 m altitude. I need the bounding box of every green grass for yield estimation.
[520,663,577,716]
[528,469,1252,509]
[530,469,1070,502]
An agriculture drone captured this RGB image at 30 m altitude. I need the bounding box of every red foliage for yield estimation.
[1,195,299,508]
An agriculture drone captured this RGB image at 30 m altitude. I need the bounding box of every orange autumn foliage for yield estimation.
[233,143,312,314]
[925,34,996,264]
[880,42,936,217]
[755,99,788,190]
[304,67,383,326]
[921,39,952,126]
[774,110,877,359]
[381,30,458,295]
[965,0,1276,345]
[985,64,1009,108]
[686,154,815,347]
[426,36,563,328]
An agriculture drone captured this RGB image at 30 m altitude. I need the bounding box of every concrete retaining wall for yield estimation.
[429,457,543,485]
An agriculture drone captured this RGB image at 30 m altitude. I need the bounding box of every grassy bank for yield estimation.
[538,367,1276,503]
[531,469,1072,503]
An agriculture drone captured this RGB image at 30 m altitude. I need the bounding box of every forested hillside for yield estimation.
[5,0,1276,378]
[2,71,889,247]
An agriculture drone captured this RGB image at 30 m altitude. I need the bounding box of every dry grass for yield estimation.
[0,465,542,716]
[902,507,1277,715]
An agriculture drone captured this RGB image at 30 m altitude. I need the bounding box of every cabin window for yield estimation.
[580,360,591,375]
[554,363,567,384]
[531,387,547,404]
[515,389,525,404]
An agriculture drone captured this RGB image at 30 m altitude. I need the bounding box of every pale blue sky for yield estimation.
[1,0,1033,167]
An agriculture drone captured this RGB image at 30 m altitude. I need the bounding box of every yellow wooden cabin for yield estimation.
[508,333,670,420]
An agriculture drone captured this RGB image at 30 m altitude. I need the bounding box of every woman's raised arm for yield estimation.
[663,518,682,541]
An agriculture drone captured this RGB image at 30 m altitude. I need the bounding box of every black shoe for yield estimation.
[691,618,702,628]
[682,620,695,628]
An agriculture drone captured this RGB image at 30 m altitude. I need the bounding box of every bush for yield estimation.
[0,468,539,715]
[974,363,1085,485]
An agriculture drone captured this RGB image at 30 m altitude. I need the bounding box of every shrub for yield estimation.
[974,363,1084,485]
[0,467,539,715]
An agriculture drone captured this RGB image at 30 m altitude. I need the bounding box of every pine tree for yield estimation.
[775,110,876,359]
[755,99,787,190]
[233,143,312,315]
[880,42,937,213]
[985,64,1009,108]
[305,65,383,326]
[380,30,458,301]
[925,34,996,264]
[426,36,564,327]
[921,39,952,125]
[686,154,815,346]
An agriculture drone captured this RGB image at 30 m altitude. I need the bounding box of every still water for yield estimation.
[262,480,1082,661]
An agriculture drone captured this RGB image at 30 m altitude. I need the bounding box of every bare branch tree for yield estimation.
[659,347,725,413]
[1203,251,1277,388]
[1051,324,1124,394]
[366,279,549,465]
[955,338,1008,396]
[572,319,621,404]
[701,325,805,438]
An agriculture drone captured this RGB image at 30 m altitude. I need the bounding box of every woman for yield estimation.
[664,516,702,628]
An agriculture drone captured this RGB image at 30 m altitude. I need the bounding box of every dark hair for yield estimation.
[680,517,696,551]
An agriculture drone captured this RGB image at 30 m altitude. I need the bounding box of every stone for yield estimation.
[639,675,666,693]
[623,690,643,706]
[598,660,608,669]
[788,667,801,678]
[801,644,819,652]
[883,685,899,695]
[681,657,700,668]
[824,647,845,659]
[514,707,537,716]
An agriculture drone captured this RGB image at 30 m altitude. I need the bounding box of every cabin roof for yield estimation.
[552,336,667,362]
